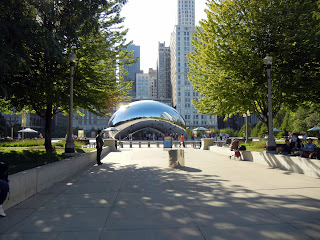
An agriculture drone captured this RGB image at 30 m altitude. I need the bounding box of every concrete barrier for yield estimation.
[104,139,116,152]
[169,149,185,167]
[209,146,320,178]
[3,147,111,210]
[201,138,214,150]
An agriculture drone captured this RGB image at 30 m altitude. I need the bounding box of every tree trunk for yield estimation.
[44,105,53,153]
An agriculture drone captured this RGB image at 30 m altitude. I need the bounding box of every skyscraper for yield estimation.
[135,68,157,100]
[157,42,171,100]
[124,44,140,99]
[170,0,217,129]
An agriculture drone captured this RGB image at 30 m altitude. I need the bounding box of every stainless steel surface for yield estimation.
[108,100,186,139]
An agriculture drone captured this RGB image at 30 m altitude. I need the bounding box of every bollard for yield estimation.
[157,142,159,148]
[130,142,132,148]
[139,142,141,148]
[168,149,185,168]
[148,142,150,148]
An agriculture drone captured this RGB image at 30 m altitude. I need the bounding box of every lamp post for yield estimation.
[65,52,76,155]
[264,54,277,151]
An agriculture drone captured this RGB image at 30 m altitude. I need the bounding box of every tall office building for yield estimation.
[136,68,157,100]
[123,44,140,98]
[157,42,171,100]
[148,68,157,99]
[170,0,217,129]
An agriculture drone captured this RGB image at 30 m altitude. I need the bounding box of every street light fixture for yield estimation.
[65,52,76,155]
[264,54,276,151]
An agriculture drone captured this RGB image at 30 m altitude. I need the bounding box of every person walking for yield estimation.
[96,130,104,165]
[179,133,185,148]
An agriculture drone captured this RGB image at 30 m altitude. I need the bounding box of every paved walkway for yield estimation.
[0,148,320,240]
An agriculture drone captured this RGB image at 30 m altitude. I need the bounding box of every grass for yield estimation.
[242,139,320,152]
[0,140,95,175]
[242,140,267,152]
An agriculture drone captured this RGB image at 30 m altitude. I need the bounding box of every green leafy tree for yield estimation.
[1,0,133,151]
[251,122,267,138]
[188,0,320,133]
[220,127,237,137]
[291,106,320,134]
[280,110,293,135]
[238,124,253,138]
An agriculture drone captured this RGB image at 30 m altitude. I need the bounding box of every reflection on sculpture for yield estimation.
[108,100,186,139]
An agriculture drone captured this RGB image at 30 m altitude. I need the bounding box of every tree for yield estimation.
[188,0,320,132]
[1,0,133,151]
[291,106,320,134]
[238,124,253,138]
[280,110,293,135]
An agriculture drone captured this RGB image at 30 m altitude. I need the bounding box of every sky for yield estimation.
[121,0,208,72]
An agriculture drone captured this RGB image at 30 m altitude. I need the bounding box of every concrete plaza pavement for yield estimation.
[0,147,320,240]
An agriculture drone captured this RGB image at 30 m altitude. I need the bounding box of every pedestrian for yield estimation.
[96,130,104,165]
[179,133,185,148]
[0,162,9,217]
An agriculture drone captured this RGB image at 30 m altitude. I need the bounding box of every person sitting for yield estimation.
[300,138,317,158]
[315,137,320,159]
[291,133,303,150]
[277,138,293,155]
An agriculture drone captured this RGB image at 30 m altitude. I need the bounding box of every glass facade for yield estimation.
[124,44,141,98]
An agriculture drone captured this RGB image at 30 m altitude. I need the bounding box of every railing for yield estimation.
[114,140,202,149]
[83,139,228,149]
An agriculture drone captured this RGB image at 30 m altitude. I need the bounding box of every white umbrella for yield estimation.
[193,127,209,131]
[18,128,38,133]
[103,127,120,132]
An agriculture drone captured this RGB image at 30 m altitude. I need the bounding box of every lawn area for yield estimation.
[0,140,95,175]
[243,140,268,152]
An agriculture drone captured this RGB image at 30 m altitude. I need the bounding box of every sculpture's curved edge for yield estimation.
[108,100,186,139]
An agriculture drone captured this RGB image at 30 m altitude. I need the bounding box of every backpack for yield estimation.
[239,145,246,151]
[0,162,9,182]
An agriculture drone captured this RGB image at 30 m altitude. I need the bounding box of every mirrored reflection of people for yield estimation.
[300,138,317,158]
[179,133,185,148]
[277,139,293,155]
[96,130,104,165]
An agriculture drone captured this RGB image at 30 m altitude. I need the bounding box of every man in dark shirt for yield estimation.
[96,130,104,165]
[277,139,293,155]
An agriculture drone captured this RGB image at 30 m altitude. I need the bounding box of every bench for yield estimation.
[214,140,227,147]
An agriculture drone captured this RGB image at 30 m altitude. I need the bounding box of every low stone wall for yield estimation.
[209,146,320,178]
[3,147,111,210]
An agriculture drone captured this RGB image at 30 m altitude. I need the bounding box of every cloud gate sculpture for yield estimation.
[108,100,186,139]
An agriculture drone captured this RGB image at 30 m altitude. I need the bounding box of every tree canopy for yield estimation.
[188,0,320,127]
[0,0,134,150]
